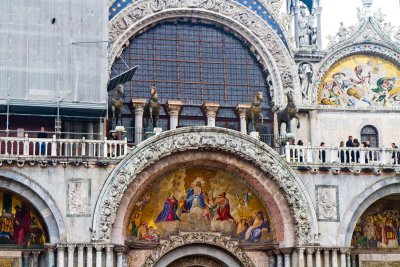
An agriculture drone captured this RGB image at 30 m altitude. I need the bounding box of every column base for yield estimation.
[249,131,260,140]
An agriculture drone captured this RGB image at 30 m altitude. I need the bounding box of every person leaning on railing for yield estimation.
[36,127,48,156]
[392,143,400,164]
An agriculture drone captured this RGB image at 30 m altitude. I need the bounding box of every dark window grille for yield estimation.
[361,125,379,147]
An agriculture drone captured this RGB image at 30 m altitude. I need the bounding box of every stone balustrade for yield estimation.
[0,134,128,160]
[285,144,400,166]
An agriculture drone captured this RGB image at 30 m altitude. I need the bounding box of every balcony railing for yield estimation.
[0,134,128,160]
[285,145,400,165]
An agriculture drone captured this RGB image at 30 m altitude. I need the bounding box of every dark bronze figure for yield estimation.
[245,91,264,133]
[108,84,124,128]
[144,85,160,130]
[277,91,300,135]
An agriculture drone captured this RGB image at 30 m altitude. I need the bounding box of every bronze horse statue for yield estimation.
[108,84,124,128]
[246,91,264,133]
[277,91,300,135]
[144,85,160,130]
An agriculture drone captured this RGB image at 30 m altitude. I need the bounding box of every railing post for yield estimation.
[123,138,127,156]
[81,137,86,157]
[23,133,29,156]
[381,146,386,164]
[306,143,312,163]
[103,137,108,158]
[286,142,291,162]
[51,135,57,156]
[360,148,365,164]
[329,146,335,163]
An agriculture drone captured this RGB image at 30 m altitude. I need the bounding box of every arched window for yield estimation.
[111,21,273,142]
[360,125,378,147]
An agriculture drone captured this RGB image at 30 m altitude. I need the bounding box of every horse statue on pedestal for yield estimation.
[246,91,264,133]
[108,84,124,128]
[144,85,160,130]
[277,91,300,135]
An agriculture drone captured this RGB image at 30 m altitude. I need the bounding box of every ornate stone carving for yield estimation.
[143,233,254,267]
[67,179,90,217]
[316,185,339,222]
[92,127,316,245]
[108,0,296,107]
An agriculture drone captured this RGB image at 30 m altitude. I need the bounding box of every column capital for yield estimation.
[236,104,250,117]
[280,247,294,255]
[105,244,114,252]
[67,244,76,250]
[44,243,57,252]
[323,248,330,255]
[32,250,41,257]
[339,247,350,254]
[94,244,104,251]
[166,100,183,116]
[114,245,127,255]
[273,249,281,255]
[77,244,85,250]
[22,251,30,257]
[131,98,147,109]
[202,102,220,118]
[57,244,67,249]
[306,247,315,255]
[266,250,275,257]
[309,109,318,118]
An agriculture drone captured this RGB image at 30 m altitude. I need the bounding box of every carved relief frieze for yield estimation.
[67,179,91,217]
[315,185,339,222]
[92,128,316,246]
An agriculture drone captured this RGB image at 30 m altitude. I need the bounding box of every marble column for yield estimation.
[293,4,300,47]
[315,6,322,48]
[315,248,321,267]
[32,251,40,267]
[306,248,314,267]
[77,245,85,267]
[166,100,183,130]
[57,245,66,267]
[45,244,56,267]
[86,245,93,267]
[280,248,293,267]
[67,244,75,267]
[298,247,305,267]
[323,249,330,267]
[236,104,250,134]
[114,246,127,267]
[132,99,146,144]
[340,248,348,267]
[346,252,351,267]
[105,244,114,267]
[309,110,318,146]
[95,245,103,267]
[202,102,220,127]
[22,251,30,267]
[267,250,276,267]
[331,249,338,267]
[274,249,283,267]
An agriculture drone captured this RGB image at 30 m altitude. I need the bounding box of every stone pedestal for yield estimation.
[154,127,163,135]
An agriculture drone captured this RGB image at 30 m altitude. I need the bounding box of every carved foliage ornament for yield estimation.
[144,233,254,267]
[93,128,313,245]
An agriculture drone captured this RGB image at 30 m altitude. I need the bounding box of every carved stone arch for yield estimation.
[108,0,298,107]
[312,43,400,106]
[338,176,400,246]
[0,170,67,243]
[92,127,318,245]
[145,233,253,267]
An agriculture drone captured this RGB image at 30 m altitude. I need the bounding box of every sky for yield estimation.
[319,0,400,47]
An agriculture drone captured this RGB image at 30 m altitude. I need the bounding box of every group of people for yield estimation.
[0,205,45,246]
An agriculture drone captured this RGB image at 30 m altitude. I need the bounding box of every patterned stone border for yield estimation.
[92,127,318,245]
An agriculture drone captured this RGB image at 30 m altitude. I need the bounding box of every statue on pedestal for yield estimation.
[144,85,160,131]
[108,84,124,129]
[277,91,300,135]
[245,91,264,133]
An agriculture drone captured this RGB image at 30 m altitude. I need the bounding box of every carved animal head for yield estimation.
[150,85,157,97]
[254,91,263,102]
[113,84,124,97]
[287,91,294,102]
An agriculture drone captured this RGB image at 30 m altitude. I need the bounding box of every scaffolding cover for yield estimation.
[0,0,108,108]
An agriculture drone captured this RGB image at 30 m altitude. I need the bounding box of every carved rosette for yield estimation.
[92,127,315,245]
[108,0,297,107]
[143,233,254,267]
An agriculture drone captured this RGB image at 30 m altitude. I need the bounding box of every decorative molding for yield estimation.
[143,232,254,267]
[108,0,299,107]
[91,127,317,245]
[315,185,339,222]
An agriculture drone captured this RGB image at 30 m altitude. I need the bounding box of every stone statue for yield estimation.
[277,91,300,135]
[144,85,160,130]
[245,91,264,133]
[108,84,124,128]
[299,63,313,101]
[337,22,348,41]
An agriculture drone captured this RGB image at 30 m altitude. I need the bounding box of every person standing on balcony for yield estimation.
[346,136,354,163]
[353,139,361,163]
[296,140,304,162]
[338,141,345,163]
[36,127,48,156]
[392,143,399,164]
[319,142,326,163]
